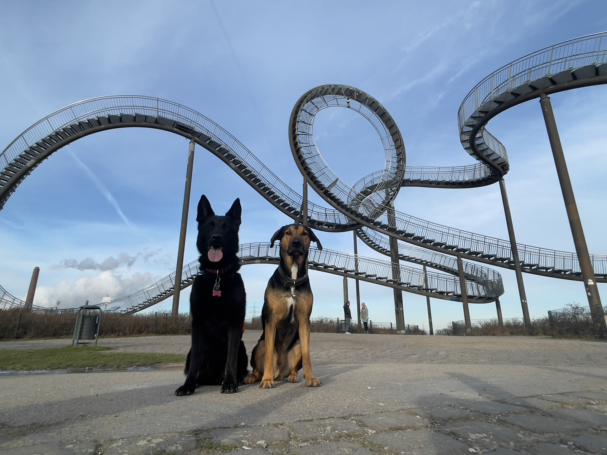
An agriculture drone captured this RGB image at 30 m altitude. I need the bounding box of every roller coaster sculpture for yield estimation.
[1,32,607,321]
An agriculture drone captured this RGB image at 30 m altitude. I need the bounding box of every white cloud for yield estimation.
[34,270,156,308]
[53,249,164,272]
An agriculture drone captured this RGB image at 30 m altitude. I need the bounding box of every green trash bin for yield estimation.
[72,304,102,346]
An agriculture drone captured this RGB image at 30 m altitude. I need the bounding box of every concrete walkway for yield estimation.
[1,332,606,454]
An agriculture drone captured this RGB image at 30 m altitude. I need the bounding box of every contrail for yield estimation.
[66,147,138,233]
[209,0,277,153]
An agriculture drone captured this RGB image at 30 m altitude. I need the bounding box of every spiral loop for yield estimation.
[289,85,406,223]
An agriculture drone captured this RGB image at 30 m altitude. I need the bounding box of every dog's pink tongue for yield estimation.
[208,248,223,263]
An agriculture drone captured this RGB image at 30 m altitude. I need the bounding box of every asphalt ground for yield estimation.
[1,332,606,454]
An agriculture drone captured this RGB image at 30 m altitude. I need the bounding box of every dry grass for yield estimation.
[436,304,605,339]
[248,317,426,335]
[0,346,185,371]
[3,303,602,340]
[248,317,348,333]
[548,304,606,339]
[0,309,190,340]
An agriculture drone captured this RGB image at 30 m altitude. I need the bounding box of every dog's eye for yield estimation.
[301,232,308,236]
[208,222,215,229]
[285,231,292,236]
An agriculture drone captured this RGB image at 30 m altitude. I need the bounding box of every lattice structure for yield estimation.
[2,33,606,313]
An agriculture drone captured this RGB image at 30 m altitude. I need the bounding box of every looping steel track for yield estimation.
[2,32,606,313]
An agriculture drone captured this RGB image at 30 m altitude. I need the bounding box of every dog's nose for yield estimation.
[212,234,222,242]
[291,239,302,248]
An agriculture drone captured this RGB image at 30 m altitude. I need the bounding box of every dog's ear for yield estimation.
[307,227,323,250]
[197,195,215,222]
[225,198,242,227]
[270,225,288,248]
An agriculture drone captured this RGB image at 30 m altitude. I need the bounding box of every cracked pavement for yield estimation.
[1,332,606,454]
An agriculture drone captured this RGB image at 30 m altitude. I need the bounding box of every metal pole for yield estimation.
[343,276,349,305]
[499,178,530,332]
[172,138,196,318]
[457,255,472,334]
[387,203,405,331]
[302,180,308,226]
[495,296,504,327]
[539,94,604,328]
[423,265,433,335]
[353,230,361,326]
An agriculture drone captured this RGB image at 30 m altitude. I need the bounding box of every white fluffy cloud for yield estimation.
[53,249,167,272]
[34,270,155,308]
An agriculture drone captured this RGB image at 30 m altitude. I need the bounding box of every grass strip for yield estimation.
[0,346,185,371]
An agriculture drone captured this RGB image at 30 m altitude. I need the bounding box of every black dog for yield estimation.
[175,195,248,396]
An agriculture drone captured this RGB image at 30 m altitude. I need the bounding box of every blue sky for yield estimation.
[1,0,607,331]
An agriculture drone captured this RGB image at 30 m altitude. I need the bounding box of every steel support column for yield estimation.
[457,255,471,334]
[540,94,604,327]
[423,265,433,335]
[302,180,308,226]
[499,178,530,332]
[496,296,504,327]
[172,138,195,318]
[343,276,349,305]
[387,204,405,331]
[353,230,361,326]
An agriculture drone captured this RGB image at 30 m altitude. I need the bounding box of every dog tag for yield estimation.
[213,273,222,297]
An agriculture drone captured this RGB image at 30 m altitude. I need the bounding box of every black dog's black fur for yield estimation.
[175,195,248,396]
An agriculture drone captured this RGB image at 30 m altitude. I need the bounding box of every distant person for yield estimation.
[361,302,369,333]
[343,301,352,334]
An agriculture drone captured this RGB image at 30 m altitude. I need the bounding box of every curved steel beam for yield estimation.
[2,32,607,315]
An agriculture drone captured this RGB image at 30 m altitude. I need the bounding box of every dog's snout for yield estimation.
[212,234,222,241]
[291,239,302,247]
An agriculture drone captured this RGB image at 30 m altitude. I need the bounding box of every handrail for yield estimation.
[109,242,496,314]
[458,31,607,174]
[2,33,607,314]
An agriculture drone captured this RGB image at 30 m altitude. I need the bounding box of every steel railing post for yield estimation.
[342,275,349,331]
[353,230,361,327]
[495,296,504,327]
[302,179,308,226]
[388,201,405,331]
[172,138,196,319]
[540,94,605,335]
[457,255,471,334]
[423,265,433,335]
[498,178,531,332]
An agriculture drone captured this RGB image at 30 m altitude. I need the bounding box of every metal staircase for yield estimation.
[356,228,504,298]
[0,285,32,311]
[109,243,498,315]
[1,32,607,313]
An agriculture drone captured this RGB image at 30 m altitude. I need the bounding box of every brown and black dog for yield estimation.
[244,224,322,388]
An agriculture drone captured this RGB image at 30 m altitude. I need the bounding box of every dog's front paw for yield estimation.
[259,377,275,389]
[175,385,195,396]
[221,383,239,394]
[287,372,300,383]
[305,376,321,387]
[243,373,260,384]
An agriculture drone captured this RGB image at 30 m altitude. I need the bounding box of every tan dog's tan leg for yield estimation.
[243,340,265,384]
[286,341,302,383]
[297,316,321,387]
[260,319,277,388]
